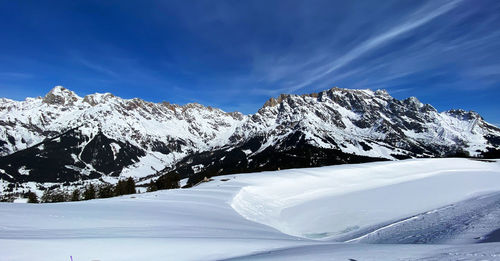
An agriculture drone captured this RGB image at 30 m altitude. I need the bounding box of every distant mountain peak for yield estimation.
[43,85,80,105]
[82,92,116,106]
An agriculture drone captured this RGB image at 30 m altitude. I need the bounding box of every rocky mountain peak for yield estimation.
[262,97,279,108]
[43,86,81,105]
[83,92,116,106]
[227,111,244,121]
[445,109,482,121]
[403,96,422,104]
[374,89,390,96]
[260,88,435,118]
[262,94,293,108]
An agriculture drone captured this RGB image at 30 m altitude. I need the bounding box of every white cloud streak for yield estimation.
[284,0,463,93]
[74,56,119,78]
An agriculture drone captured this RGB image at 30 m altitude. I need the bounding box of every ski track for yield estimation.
[341,192,500,244]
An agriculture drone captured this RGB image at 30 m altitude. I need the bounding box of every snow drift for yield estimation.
[231,158,500,241]
[1,159,500,260]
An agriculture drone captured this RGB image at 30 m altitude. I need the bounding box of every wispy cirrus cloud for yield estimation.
[280,0,463,93]
[73,56,119,78]
[0,72,33,79]
[68,48,175,90]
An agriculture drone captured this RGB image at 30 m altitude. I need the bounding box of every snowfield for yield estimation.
[231,158,500,240]
[1,158,500,260]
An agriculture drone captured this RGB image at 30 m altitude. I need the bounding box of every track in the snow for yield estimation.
[336,191,500,244]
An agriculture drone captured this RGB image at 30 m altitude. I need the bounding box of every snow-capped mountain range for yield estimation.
[0,86,499,190]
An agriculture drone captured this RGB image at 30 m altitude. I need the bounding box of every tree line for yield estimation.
[27,177,137,203]
[146,172,180,192]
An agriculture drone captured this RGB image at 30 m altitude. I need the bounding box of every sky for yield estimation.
[0,0,499,124]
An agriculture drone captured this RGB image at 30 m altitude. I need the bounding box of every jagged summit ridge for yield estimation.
[236,86,499,160]
[0,86,246,165]
[0,85,499,187]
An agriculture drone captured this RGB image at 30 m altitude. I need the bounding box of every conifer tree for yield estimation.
[41,190,67,203]
[98,184,114,198]
[27,191,38,203]
[114,180,125,196]
[126,177,136,194]
[71,189,80,201]
[114,178,136,196]
[147,180,158,192]
[83,184,96,200]
[156,173,180,190]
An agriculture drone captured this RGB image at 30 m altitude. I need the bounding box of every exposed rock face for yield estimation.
[231,87,500,159]
[0,86,499,188]
[42,86,80,105]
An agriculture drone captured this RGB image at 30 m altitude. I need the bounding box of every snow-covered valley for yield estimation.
[2,158,500,260]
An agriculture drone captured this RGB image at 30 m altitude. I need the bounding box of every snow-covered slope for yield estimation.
[161,88,500,186]
[0,86,244,186]
[0,86,244,157]
[231,158,500,240]
[235,88,500,158]
[1,86,499,194]
[1,159,500,260]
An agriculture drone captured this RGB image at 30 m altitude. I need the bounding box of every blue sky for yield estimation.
[0,0,499,124]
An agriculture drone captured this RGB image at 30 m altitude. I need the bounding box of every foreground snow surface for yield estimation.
[2,159,500,261]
